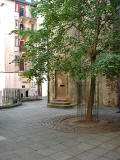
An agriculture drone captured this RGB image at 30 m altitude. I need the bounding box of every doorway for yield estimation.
[26,90,28,97]
[55,71,67,99]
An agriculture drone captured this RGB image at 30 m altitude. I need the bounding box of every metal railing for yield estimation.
[77,82,99,121]
[0,88,21,106]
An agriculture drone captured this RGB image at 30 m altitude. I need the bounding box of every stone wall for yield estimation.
[49,73,119,107]
[102,77,118,107]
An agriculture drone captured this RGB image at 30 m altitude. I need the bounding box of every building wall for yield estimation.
[0,0,8,90]
[101,77,118,107]
[49,73,78,103]
[49,73,119,107]
[0,0,38,97]
[48,19,119,107]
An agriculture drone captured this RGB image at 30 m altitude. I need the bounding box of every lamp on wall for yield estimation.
[0,3,6,7]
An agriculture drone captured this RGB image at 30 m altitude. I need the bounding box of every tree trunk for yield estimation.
[86,77,96,121]
[86,56,96,121]
[86,0,100,121]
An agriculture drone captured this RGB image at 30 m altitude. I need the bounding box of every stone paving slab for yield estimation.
[0,98,120,160]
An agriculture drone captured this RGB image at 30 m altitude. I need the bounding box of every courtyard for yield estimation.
[0,98,120,160]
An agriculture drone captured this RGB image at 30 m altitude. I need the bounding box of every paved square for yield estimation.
[0,98,120,160]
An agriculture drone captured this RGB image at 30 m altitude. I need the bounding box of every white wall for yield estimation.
[0,0,44,97]
[37,16,48,97]
[0,1,7,90]
[42,80,48,97]
[0,0,37,96]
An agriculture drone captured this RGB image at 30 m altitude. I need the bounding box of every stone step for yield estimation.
[48,103,77,109]
[55,99,67,102]
[51,101,71,105]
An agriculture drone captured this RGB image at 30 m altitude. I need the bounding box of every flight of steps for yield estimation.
[48,99,76,108]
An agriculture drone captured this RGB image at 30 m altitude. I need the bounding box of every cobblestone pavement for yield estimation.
[40,114,120,134]
[0,98,120,160]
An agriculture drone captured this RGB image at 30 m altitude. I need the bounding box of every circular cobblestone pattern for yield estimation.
[40,114,120,134]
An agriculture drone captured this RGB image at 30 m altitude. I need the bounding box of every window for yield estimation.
[15,56,19,66]
[31,24,34,31]
[15,20,19,29]
[22,85,25,88]
[20,6,24,17]
[15,37,19,47]
[19,41,24,52]
[20,60,24,71]
[15,4,19,12]
[20,23,24,30]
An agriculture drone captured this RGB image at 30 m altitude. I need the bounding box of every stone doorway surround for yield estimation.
[55,71,68,100]
[48,70,77,108]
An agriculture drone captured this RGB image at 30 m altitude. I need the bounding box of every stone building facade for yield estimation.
[48,5,120,108]
[48,71,119,108]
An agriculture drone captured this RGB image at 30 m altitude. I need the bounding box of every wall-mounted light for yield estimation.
[0,3,6,7]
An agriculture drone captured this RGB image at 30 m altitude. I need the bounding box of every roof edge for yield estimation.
[15,0,36,7]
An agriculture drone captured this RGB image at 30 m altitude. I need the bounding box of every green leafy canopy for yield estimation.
[12,0,120,83]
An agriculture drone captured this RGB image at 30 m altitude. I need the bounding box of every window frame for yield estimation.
[15,20,19,29]
[19,40,24,52]
[15,3,19,12]
[31,24,34,31]
[15,37,19,47]
[20,59,25,71]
